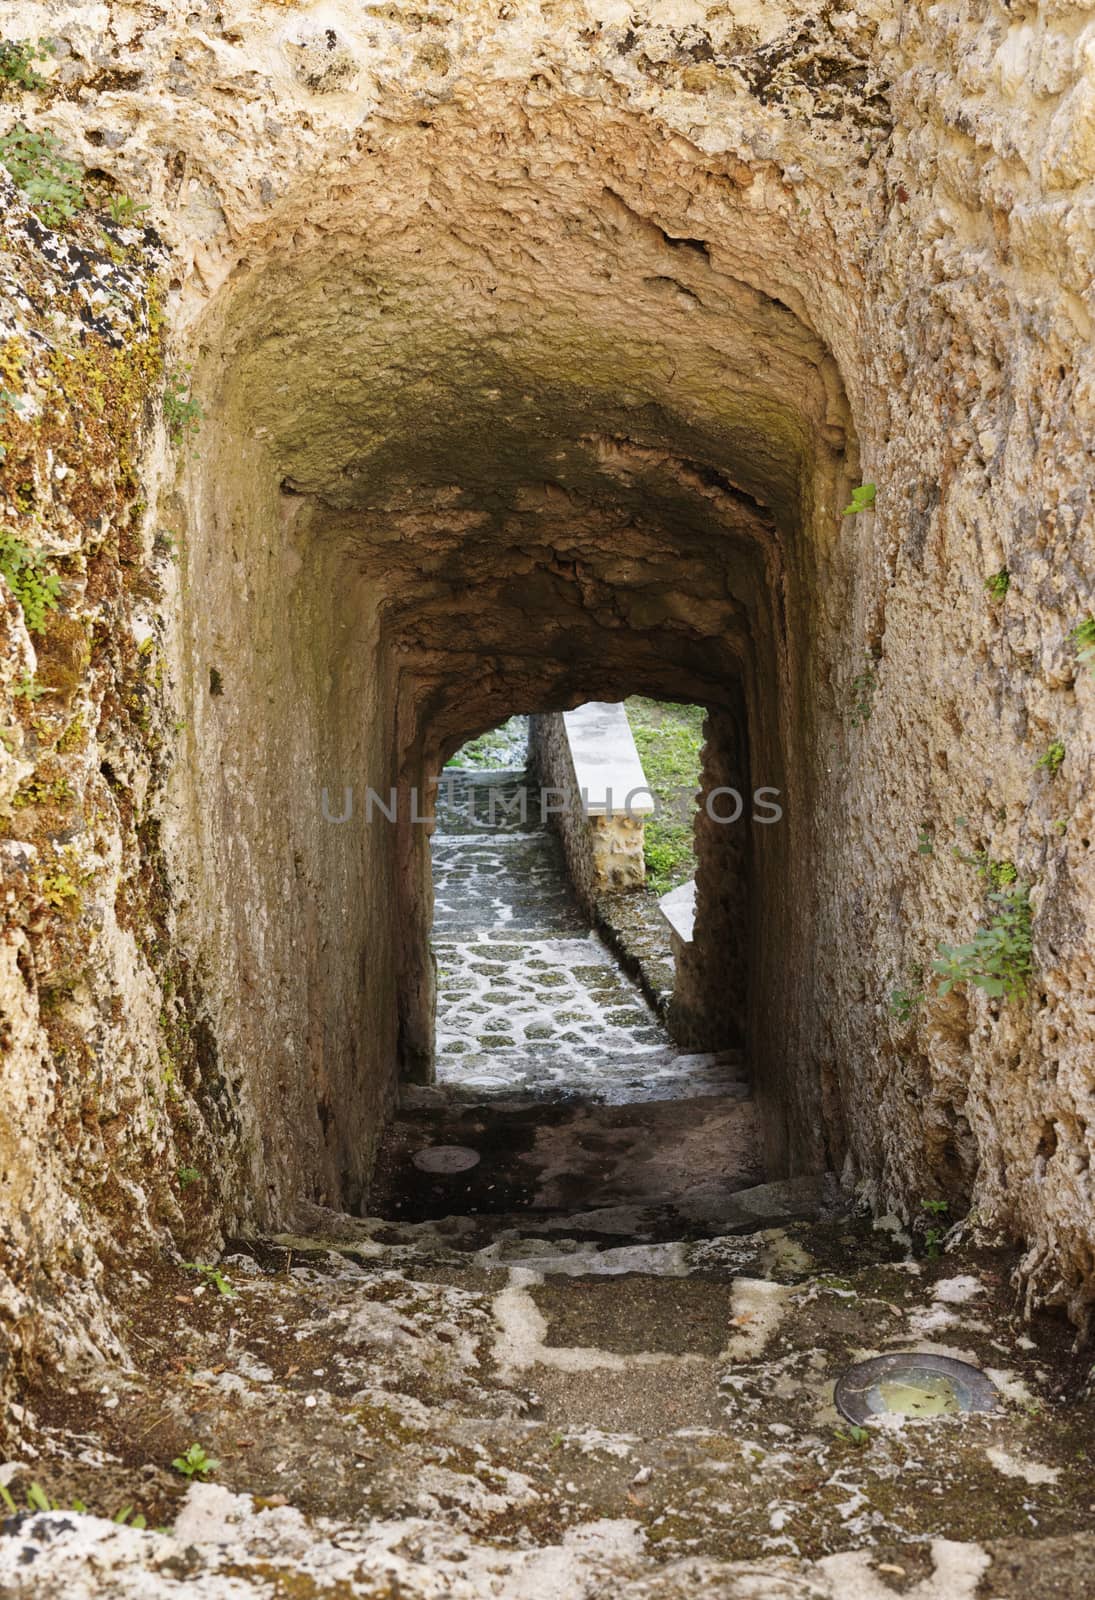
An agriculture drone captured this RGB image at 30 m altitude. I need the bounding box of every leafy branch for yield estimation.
[934,883,1032,1002]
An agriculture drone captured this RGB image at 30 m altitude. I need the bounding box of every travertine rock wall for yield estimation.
[0,0,1093,1405]
[0,174,225,1391]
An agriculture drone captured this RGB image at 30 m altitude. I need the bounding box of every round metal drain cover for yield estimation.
[412,1144,480,1175]
[835,1352,999,1425]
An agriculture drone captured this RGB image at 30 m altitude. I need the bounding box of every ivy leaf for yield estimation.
[843,483,877,515]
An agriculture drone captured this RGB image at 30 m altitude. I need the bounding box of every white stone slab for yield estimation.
[658,878,695,942]
[562,701,656,815]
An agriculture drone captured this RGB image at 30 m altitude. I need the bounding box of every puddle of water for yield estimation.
[877,1376,961,1416]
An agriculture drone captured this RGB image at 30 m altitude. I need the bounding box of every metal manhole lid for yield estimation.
[411,1145,481,1174]
[835,1352,999,1425]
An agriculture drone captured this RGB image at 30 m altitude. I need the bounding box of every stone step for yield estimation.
[408,1046,750,1105]
[278,1173,842,1258]
[371,1087,765,1225]
[407,1047,749,1088]
[433,766,541,836]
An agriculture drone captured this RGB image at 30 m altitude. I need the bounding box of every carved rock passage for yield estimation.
[0,0,1093,1404]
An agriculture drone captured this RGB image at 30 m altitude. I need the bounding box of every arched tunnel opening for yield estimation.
[367,675,769,1230]
[171,97,857,1223]
[6,11,1095,1574]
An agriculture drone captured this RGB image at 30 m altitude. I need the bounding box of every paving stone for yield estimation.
[429,767,749,1103]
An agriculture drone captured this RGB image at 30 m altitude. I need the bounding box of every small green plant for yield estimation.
[1036,740,1065,778]
[13,775,71,809]
[171,1443,219,1481]
[953,848,1017,890]
[934,883,1032,1002]
[0,125,84,226]
[984,569,1010,603]
[0,38,53,95]
[0,531,62,632]
[849,659,877,727]
[1052,817,1068,836]
[843,483,876,515]
[183,1261,235,1298]
[177,1165,201,1190]
[56,713,85,753]
[12,672,48,701]
[38,870,81,910]
[0,1480,56,1513]
[1070,616,1095,675]
[920,1199,949,1258]
[0,1479,95,1517]
[163,368,203,446]
[835,1424,870,1446]
[889,986,922,1024]
[112,1506,147,1528]
[917,824,934,857]
[107,192,149,224]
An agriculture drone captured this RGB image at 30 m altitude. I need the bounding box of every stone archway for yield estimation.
[3,0,1093,1385]
[172,90,857,1207]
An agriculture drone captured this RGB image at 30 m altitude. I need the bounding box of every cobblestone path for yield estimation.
[430,767,745,1101]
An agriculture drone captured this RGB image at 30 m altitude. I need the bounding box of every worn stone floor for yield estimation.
[2,767,1094,1594]
[4,1200,1094,1597]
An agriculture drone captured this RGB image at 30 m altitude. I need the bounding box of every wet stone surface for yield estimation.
[431,834,586,937]
[369,1091,765,1229]
[431,767,739,1098]
[432,768,542,837]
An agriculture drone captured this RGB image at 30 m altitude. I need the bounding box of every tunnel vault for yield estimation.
[173,92,857,1212]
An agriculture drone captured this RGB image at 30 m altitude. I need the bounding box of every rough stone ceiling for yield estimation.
[211,98,850,488]
[202,95,853,750]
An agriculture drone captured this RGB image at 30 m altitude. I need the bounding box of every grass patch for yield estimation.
[625,696,704,896]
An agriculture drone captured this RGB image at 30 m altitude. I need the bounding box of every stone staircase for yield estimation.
[2,767,1093,1596]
